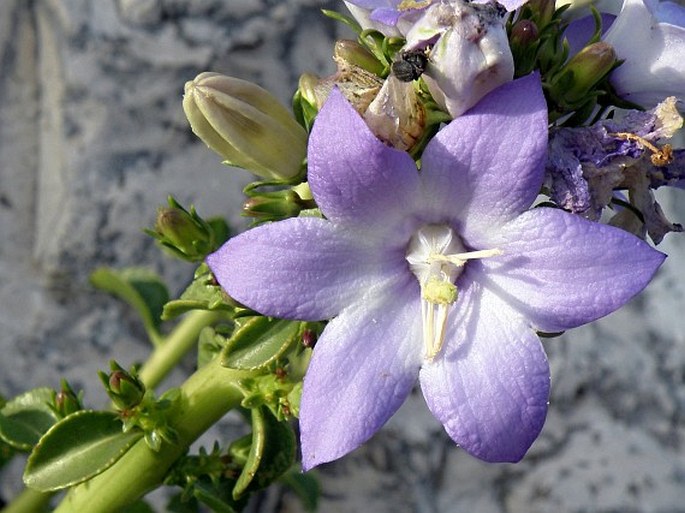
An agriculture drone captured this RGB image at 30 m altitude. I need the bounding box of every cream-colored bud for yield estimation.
[183,72,307,181]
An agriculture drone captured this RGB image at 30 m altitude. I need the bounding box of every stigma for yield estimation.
[406,225,502,360]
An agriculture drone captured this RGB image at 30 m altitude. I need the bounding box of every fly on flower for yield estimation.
[392,49,430,82]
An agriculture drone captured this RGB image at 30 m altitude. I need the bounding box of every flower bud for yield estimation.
[52,380,82,418]
[99,361,146,410]
[511,20,539,48]
[404,0,514,118]
[183,72,307,181]
[150,197,214,261]
[510,20,540,75]
[555,42,617,104]
[334,40,385,76]
[243,190,307,221]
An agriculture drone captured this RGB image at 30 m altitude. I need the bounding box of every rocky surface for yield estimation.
[1,1,684,512]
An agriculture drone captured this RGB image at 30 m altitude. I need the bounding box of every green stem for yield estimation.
[0,487,52,513]
[1,309,222,513]
[53,358,250,513]
[139,309,224,389]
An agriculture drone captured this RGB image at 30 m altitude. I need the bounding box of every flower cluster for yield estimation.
[187,0,684,469]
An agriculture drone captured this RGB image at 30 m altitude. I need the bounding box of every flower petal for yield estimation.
[419,73,548,243]
[300,278,423,470]
[564,13,616,57]
[206,217,400,320]
[604,0,685,107]
[481,207,666,333]
[419,280,550,463]
[307,88,421,237]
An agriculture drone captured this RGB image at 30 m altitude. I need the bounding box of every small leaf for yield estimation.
[0,388,58,451]
[222,317,303,371]
[90,267,169,343]
[197,326,229,368]
[24,410,142,491]
[162,264,234,320]
[233,406,296,499]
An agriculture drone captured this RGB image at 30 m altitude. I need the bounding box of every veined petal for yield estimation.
[419,280,550,463]
[419,74,548,244]
[481,207,666,333]
[300,278,423,470]
[206,217,400,320]
[307,88,421,238]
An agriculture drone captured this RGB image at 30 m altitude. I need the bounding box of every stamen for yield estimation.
[610,132,674,166]
[406,225,502,360]
[430,248,503,267]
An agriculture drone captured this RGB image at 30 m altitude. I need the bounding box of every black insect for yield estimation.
[391,49,429,82]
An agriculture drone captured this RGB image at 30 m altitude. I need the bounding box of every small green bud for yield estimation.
[183,72,307,181]
[243,192,303,221]
[146,196,226,262]
[556,42,617,104]
[155,208,206,248]
[52,379,82,418]
[334,40,385,76]
[243,184,316,221]
[296,73,321,110]
[99,361,146,410]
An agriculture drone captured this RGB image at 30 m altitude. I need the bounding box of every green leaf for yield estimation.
[0,388,58,451]
[222,317,303,371]
[233,406,296,499]
[24,410,143,491]
[90,267,169,344]
[197,326,229,368]
[162,264,234,320]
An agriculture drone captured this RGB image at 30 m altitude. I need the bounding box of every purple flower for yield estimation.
[207,74,665,469]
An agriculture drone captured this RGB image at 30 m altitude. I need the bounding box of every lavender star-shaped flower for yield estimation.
[207,74,665,469]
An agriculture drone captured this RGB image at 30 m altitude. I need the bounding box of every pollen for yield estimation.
[406,225,501,360]
[398,0,432,12]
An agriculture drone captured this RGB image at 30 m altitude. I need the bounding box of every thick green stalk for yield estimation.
[0,487,52,513]
[138,309,224,389]
[53,358,250,513]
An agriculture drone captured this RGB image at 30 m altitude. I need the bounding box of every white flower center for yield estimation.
[405,224,502,360]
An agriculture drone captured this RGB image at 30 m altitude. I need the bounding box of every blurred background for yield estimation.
[1,1,684,511]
